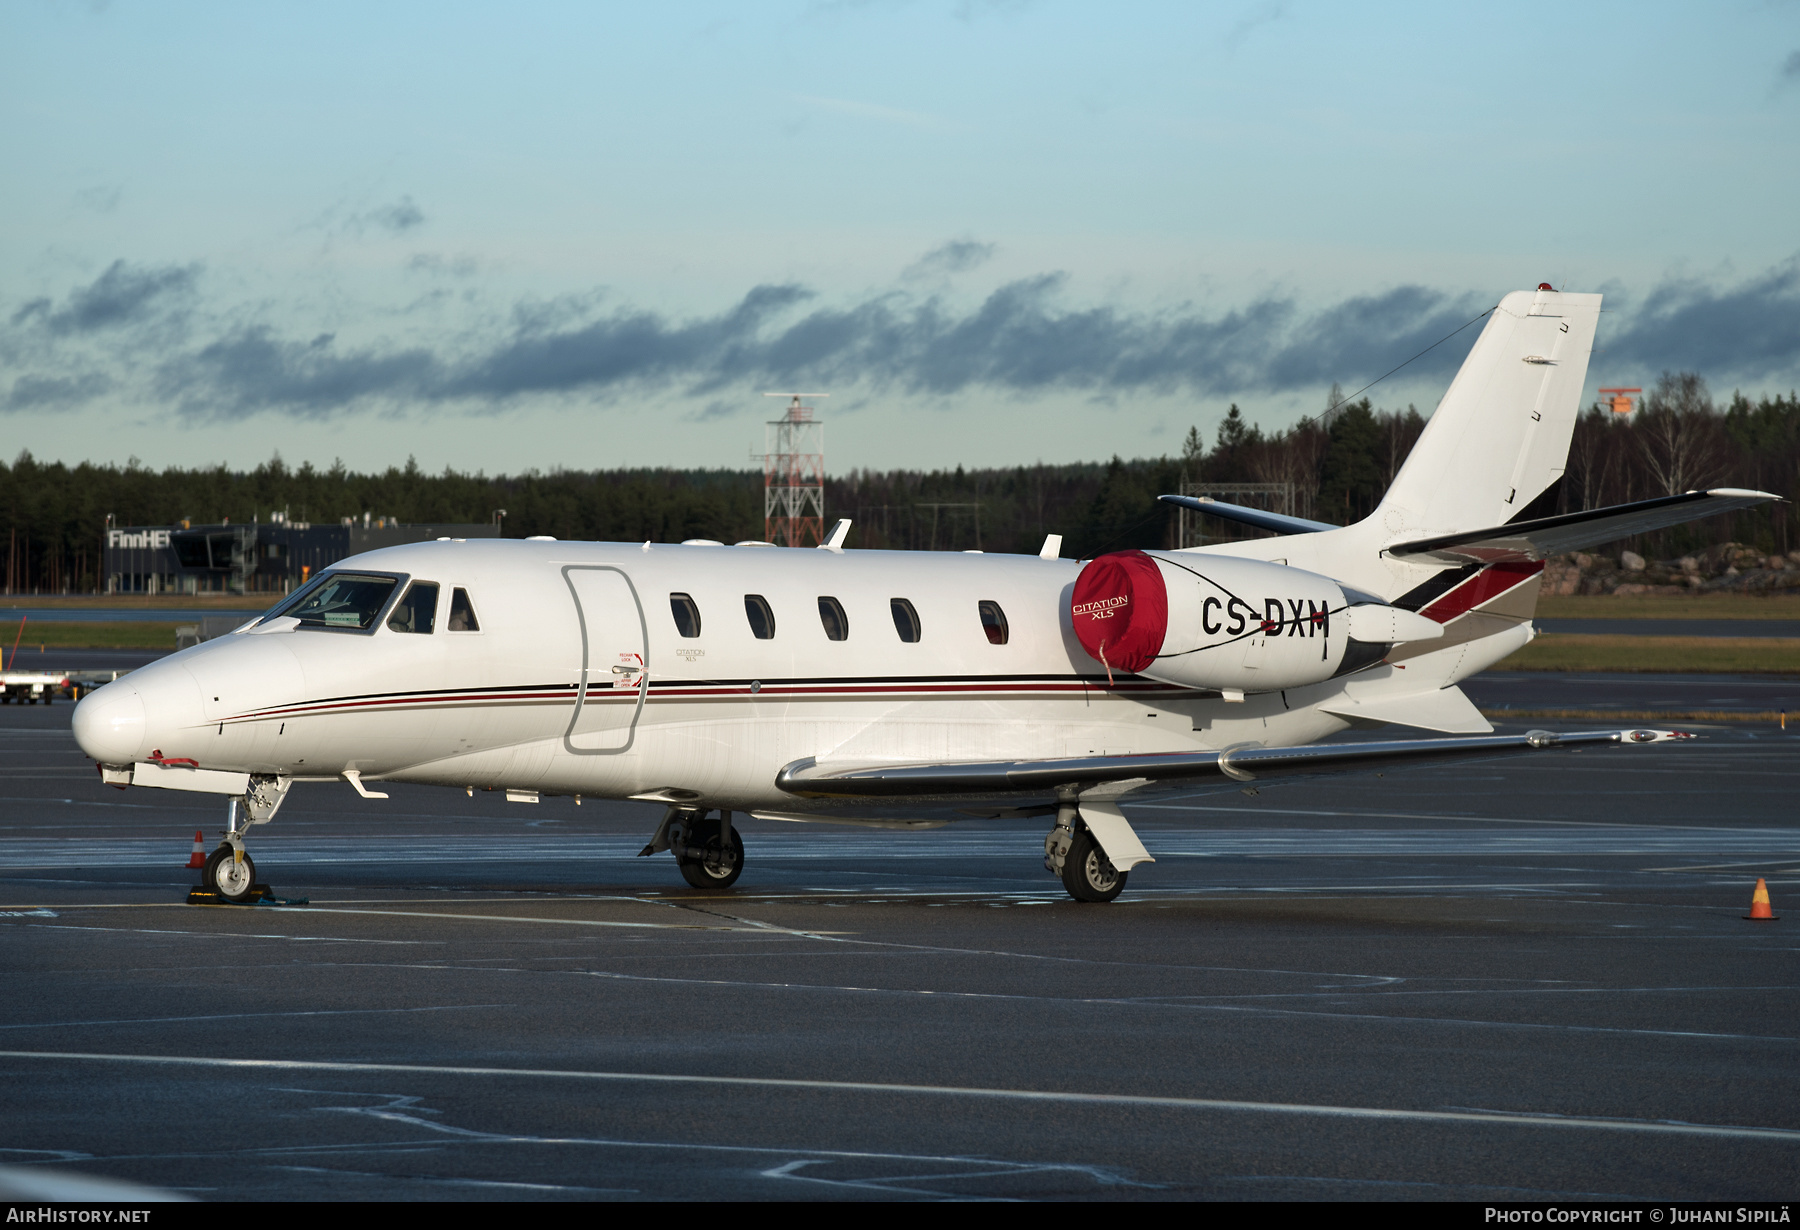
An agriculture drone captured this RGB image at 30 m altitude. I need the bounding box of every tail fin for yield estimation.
[1379,288,1601,535]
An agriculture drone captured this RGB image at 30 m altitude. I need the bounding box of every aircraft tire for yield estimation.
[677,828,744,890]
[1060,830,1126,903]
[203,845,258,903]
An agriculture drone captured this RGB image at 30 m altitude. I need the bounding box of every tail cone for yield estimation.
[1745,877,1779,921]
[186,830,206,870]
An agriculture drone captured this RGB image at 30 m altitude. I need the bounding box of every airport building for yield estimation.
[103,515,502,595]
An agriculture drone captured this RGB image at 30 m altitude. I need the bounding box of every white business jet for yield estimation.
[71,287,1777,903]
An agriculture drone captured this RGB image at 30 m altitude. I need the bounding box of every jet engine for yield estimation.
[1069,550,1443,694]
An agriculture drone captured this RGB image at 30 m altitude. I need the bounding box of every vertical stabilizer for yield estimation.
[1379,288,1601,536]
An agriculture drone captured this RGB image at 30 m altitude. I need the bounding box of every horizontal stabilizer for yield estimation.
[1321,685,1493,734]
[1158,494,1338,537]
[777,728,1686,797]
[1385,489,1780,565]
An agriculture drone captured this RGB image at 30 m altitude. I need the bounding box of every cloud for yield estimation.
[72,185,123,214]
[362,196,425,233]
[443,283,817,401]
[902,239,997,280]
[8,259,1800,421]
[130,276,1475,416]
[1224,1,1287,53]
[1783,50,1800,82]
[405,252,479,278]
[1604,261,1800,382]
[155,328,439,417]
[8,260,199,336]
[309,195,427,240]
[3,372,113,412]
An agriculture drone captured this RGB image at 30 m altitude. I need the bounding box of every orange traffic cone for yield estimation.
[1744,878,1779,921]
[186,830,206,870]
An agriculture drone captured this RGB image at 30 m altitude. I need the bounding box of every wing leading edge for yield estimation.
[1156,494,1339,536]
[776,728,1688,799]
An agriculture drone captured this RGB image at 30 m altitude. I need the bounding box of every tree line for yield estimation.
[2,371,1795,592]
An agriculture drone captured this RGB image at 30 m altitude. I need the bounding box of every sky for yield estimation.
[3,0,1798,477]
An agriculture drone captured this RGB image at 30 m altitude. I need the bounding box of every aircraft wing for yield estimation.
[1384,488,1780,565]
[1157,494,1338,536]
[776,728,1686,798]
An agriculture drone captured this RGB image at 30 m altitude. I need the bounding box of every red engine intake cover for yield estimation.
[1070,550,1169,673]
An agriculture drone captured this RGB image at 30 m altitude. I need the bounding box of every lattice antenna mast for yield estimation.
[760,393,827,548]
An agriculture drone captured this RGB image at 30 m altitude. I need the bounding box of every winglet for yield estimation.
[820,519,852,553]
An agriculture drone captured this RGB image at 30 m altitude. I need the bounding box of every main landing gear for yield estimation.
[1044,802,1127,903]
[640,806,743,890]
[198,775,291,904]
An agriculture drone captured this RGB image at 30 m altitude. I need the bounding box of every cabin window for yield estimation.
[447,588,481,632]
[276,572,398,631]
[387,581,439,634]
[744,594,776,640]
[670,593,702,638]
[817,596,849,641]
[978,600,1009,645]
[890,598,922,643]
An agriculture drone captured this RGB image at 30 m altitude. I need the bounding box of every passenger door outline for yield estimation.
[561,565,649,755]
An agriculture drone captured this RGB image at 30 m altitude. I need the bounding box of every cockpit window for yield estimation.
[388,581,439,634]
[448,587,481,632]
[274,573,400,631]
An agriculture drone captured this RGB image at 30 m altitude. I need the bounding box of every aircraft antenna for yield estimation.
[759,393,827,548]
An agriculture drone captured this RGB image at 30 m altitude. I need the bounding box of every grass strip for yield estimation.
[1536,594,1800,619]
[1492,634,1800,674]
[0,597,264,611]
[1480,708,1793,724]
[0,621,181,651]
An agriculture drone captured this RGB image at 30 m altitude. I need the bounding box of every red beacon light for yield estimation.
[1537,282,1554,291]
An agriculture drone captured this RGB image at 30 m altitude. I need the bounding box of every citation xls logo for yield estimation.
[1073,595,1130,620]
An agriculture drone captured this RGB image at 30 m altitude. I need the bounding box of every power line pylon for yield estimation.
[760,393,827,548]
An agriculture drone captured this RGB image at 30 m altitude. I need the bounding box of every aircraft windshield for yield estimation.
[270,573,400,631]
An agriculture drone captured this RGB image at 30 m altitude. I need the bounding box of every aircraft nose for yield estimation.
[71,683,147,765]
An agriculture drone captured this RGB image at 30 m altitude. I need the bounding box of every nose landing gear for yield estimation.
[192,775,291,904]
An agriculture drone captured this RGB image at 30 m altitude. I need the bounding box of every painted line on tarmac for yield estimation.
[0,1004,512,1032]
[426,961,1798,1043]
[22,922,430,945]
[297,906,789,933]
[1,1050,1796,1143]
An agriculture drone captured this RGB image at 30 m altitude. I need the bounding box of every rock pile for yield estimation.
[1540,544,1800,596]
